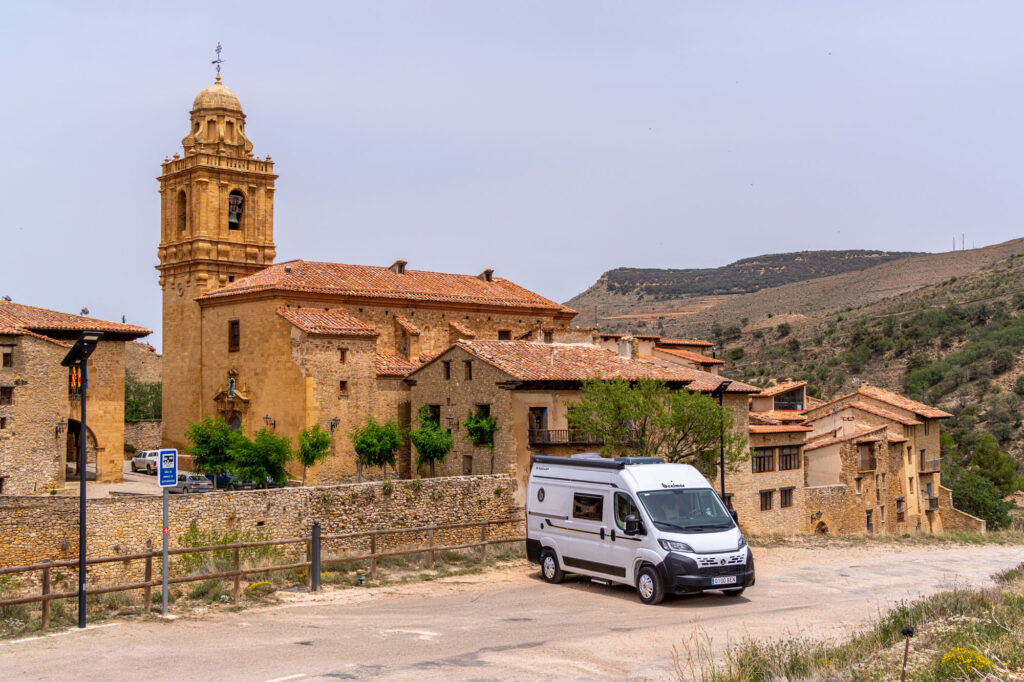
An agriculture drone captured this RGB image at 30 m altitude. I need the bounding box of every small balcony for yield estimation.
[857,454,877,472]
[920,459,942,473]
[927,497,939,511]
[528,429,602,446]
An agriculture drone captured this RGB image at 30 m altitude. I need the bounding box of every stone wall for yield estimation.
[725,430,807,536]
[936,484,986,533]
[0,474,520,587]
[124,420,163,453]
[409,345,517,481]
[125,342,162,384]
[0,334,67,494]
[81,340,128,483]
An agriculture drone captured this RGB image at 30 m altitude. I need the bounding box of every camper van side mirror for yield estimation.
[729,510,738,523]
[624,514,641,536]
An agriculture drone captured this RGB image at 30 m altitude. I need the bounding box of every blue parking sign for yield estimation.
[158,449,178,487]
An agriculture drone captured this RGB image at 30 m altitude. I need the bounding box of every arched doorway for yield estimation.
[814,521,829,535]
[65,421,98,482]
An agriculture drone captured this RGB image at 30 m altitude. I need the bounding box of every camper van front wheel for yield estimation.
[540,549,564,584]
[636,566,665,605]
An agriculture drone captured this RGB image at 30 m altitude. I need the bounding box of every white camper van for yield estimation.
[526,454,754,604]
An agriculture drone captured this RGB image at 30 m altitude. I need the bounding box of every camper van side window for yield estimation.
[572,493,604,522]
[614,493,641,532]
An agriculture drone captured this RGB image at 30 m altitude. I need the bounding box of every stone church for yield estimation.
[158,75,576,483]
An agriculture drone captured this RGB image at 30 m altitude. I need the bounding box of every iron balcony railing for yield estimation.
[528,429,602,446]
[920,458,942,473]
[928,496,940,511]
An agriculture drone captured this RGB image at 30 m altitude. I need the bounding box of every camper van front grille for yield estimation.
[700,564,745,576]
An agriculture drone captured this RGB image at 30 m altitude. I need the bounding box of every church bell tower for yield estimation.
[157,70,277,449]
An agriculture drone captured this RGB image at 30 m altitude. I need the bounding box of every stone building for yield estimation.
[0,301,150,494]
[406,333,759,501]
[157,76,575,483]
[725,379,984,536]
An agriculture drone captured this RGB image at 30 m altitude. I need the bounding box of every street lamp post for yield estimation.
[60,331,104,629]
[711,380,733,500]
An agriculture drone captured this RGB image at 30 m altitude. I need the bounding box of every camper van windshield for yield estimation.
[637,488,734,533]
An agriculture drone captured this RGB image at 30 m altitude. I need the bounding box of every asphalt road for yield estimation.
[3,543,1022,681]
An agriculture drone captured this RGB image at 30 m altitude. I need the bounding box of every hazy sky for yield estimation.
[3,2,1023,351]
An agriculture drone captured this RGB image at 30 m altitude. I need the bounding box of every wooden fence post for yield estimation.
[428,526,435,570]
[143,555,153,613]
[233,547,241,604]
[370,533,377,581]
[41,560,51,630]
[480,524,487,562]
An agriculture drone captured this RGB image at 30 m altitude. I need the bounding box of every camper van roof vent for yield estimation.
[613,457,665,465]
[569,453,603,460]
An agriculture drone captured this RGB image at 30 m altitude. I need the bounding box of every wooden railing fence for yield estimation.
[0,518,523,630]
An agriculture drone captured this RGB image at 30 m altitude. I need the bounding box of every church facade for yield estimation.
[158,76,575,483]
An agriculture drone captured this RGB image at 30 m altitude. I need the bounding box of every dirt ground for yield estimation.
[2,541,1021,681]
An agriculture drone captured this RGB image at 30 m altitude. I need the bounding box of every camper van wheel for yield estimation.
[636,566,665,605]
[722,587,745,597]
[540,549,564,584]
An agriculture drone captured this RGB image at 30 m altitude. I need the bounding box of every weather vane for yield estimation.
[212,42,224,77]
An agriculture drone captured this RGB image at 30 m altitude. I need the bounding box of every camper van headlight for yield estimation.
[658,539,695,554]
[737,534,747,550]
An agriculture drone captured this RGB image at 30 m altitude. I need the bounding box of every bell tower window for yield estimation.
[176,191,187,231]
[228,190,244,230]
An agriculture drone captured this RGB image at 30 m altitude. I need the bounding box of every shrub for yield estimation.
[991,348,1015,375]
[776,323,791,338]
[463,408,497,448]
[937,648,993,678]
[381,479,394,496]
[948,471,1013,529]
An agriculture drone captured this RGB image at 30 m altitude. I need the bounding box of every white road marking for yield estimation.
[382,628,441,641]
[0,622,120,646]
[263,675,305,682]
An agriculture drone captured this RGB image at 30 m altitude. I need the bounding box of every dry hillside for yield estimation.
[569,238,1024,339]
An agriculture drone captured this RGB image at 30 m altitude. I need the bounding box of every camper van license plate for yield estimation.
[711,576,737,586]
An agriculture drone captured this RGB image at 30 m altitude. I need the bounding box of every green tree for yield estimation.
[350,417,403,482]
[969,434,1021,496]
[296,424,332,486]
[185,416,241,490]
[409,405,453,477]
[565,378,747,478]
[229,428,293,488]
[124,370,162,421]
[462,407,498,473]
[947,469,1013,529]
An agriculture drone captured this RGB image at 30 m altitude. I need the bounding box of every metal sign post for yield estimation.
[157,449,178,616]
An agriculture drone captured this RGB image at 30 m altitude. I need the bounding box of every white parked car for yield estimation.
[526,454,754,604]
[130,450,160,474]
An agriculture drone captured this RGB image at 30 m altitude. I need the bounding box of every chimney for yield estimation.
[618,336,639,360]
[389,260,407,275]
[478,269,494,282]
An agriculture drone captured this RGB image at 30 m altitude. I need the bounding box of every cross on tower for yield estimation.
[212,42,224,77]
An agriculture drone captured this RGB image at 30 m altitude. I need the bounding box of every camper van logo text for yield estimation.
[661,481,686,488]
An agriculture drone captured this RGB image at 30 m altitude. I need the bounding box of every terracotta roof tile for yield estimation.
[0,326,71,347]
[277,307,378,337]
[658,338,715,348]
[442,341,759,393]
[856,384,952,419]
[376,351,418,377]
[654,346,725,365]
[394,316,421,335]
[843,401,923,427]
[448,320,476,338]
[758,380,806,397]
[750,424,814,434]
[199,260,575,315]
[0,300,150,338]
[749,412,782,425]
[755,410,808,422]
[804,424,887,452]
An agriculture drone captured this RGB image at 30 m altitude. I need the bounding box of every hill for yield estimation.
[567,239,1024,337]
[714,244,1024,463]
[601,250,920,298]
